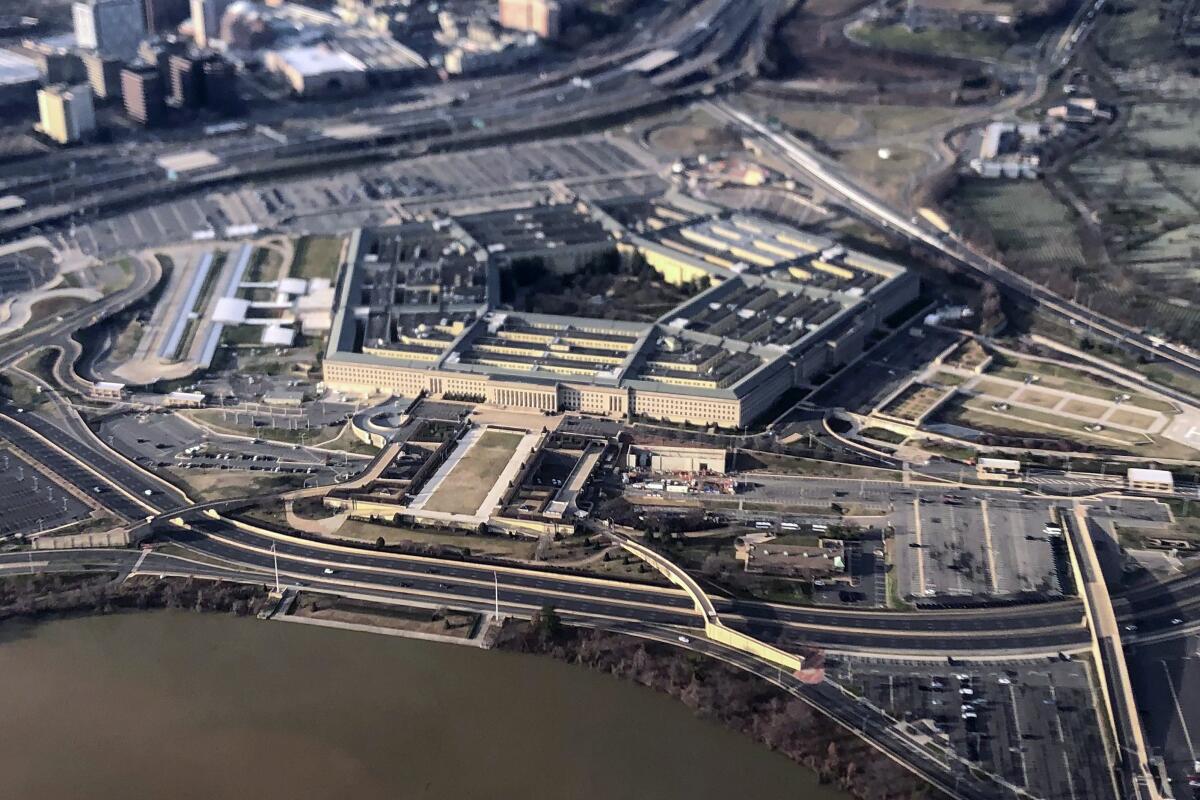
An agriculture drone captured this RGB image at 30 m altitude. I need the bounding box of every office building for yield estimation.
[144,0,190,34]
[201,55,239,114]
[120,62,166,125]
[73,0,147,59]
[264,45,368,97]
[36,84,96,144]
[82,51,124,100]
[167,52,203,108]
[189,0,233,48]
[498,0,566,39]
[323,199,919,429]
[0,49,40,108]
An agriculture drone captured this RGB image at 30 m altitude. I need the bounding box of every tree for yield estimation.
[979,280,1006,334]
[531,604,562,643]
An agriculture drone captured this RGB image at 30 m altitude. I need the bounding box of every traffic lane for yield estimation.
[187,520,697,608]
[191,518,1088,631]
[0,416,147,520]
[7,409,180,512]
[199,519,1088,631]
[170,534,704,627]
[178,530,1091,651]
[182,524,697,609]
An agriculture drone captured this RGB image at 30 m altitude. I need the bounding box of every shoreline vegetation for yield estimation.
[498,610,941,800]
[0,574,937,799]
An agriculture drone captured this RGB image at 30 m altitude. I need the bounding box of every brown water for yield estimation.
[0,612,848,800]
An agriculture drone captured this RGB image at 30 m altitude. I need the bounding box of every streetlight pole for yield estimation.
[271,542,281,594]
[493,570,500,619]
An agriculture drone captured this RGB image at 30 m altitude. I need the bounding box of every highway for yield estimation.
[703,100,1200,393]
[152,513,1093,655]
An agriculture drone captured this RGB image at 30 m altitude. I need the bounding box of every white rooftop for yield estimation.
[0,50,39,86]
[261,324,296,346]
[213,297,251,324]
[273,45,366,77]
[1127,467,1173,484]
[156,150,222,173]
[278,277,309,295]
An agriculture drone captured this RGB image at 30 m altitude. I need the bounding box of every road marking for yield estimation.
[1160,659,1196,760]
[911,499,927,596]
[980,499,999,594]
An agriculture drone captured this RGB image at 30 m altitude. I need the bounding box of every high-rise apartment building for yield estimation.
[120,62,166,126]
[82,51,124,100]
[73,0,147,59]
[36,84,97,144]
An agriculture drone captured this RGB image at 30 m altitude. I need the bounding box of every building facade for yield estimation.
[82,51,124,99]
[36,83,96,144]
[144,0,190,34]
[73,0,147,59]
[189,0,232,48]
[321,202,920,429]
[498,0,565,39]
[120,62,166,125]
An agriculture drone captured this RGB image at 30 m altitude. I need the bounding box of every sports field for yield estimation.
[424,430,525,515]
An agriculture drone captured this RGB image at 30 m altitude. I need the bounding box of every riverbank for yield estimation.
[0,572,268,624]
[497,613,942,800]
[0,611,849,800]
[0,573,929,799]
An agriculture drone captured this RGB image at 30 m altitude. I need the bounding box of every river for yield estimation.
[0,612,849,800]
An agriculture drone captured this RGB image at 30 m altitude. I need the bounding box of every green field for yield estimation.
[290,236,345,282]
[424,430,525,515]
[853,22,1011,60]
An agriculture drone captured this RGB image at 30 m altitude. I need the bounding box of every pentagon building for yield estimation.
[323,196,919,428]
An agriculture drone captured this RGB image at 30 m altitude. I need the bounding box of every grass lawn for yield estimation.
[166,469,306,501]
[334,517,540,560]
[29,295,86,322]
[745,452,903,480]
[290,236,345,282]
[991,360,1178,415]
[854,22,1011,60]
[424,430,525,515]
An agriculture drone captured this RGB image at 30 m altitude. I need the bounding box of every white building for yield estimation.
[73,0,147,59]
[1127,468,1174,494]
[264,45,368,97]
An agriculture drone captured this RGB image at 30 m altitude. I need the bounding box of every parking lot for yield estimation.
[892,496,1064,603]
[1130,636,1200,797]
[830,656,1116,800]
[53,136,662,260]
[0,448,92,537]
[98,410,361,486]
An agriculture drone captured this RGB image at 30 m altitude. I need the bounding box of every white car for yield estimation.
[1171,618,1184,625]
[323,568,335,575]
[997,677,1012,685]
[677,635,690,644]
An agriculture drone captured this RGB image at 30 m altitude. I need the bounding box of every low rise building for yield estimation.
[322,198,918,429]
[265,44,368,97]
[626,444,727,474]
[976,457,1021,481]
[736,534,846,580]
[1127,468,1174,494]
